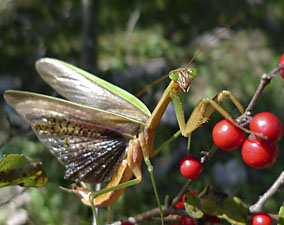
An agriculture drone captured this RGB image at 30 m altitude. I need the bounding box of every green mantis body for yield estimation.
[4,58,250,223]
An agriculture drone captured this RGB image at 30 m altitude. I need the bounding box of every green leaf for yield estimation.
[199,185,226,216]
[221,197,248,225]
[0,154,47,188]
[278,202,284,225]
[195,186,249,225]
[184,192,204,219]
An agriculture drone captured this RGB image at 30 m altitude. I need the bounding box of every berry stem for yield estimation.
[203,145,218,165]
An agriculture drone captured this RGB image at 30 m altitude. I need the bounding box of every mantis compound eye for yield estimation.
[189,68,198,79]
[169,70,179,81]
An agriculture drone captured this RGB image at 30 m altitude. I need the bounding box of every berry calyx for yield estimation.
[241,136,278,168]
[250,112,282,143]
[212,119,245,151]
[251,212,272,225]
[279,53,284,78]
[179,156,203,179]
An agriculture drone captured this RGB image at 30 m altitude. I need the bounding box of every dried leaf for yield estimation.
[0,154,47,188]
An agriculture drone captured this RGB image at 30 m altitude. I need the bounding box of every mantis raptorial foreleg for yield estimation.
[171,90,255,137]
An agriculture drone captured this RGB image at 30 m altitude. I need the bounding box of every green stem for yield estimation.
[187,135,191,155]
[88,175,141,224]
[92,178,140,199]
[145,158,164,225]
[152,130,181,157]
[90,195,101,225]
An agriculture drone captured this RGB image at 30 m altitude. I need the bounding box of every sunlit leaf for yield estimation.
[184,192,204,219]
[278,202,284,225]
[0,154,47,188]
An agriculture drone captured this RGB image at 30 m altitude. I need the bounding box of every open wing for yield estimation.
[4,91,143,183]
[35,58,150,124]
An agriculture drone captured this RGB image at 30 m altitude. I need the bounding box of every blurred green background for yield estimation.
[0,0,284,224]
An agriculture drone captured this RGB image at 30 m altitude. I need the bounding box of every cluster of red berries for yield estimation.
[212,112,282,168]
[179,111,282,180]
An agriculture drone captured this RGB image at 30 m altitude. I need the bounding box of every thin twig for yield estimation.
[171,179,193,207]
[246,66,282,112]
[249,171,284,213]
[203,145,218,165]
[109,206,188,225]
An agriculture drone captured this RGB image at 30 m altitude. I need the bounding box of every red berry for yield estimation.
[212,119,245,151]
[182,216,196,225]
[279,53,284,78]
[250,112,282,143]
[251,212,272,225]
[175,201,185,209]
[241,136,278,168]
[121,222,134,225]
[179,156,203,179]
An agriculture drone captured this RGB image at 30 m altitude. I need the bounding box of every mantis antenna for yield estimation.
[135,13,244,97]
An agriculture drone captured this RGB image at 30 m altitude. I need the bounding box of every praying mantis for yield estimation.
[4,57,255,222]
[3,23,255,225]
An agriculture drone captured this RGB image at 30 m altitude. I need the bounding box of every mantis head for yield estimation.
[169,67,198,92]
